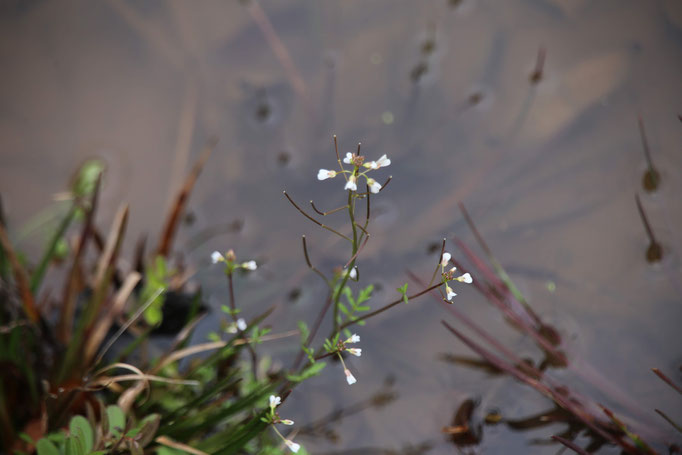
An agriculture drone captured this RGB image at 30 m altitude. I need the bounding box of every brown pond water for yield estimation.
[1,0,682,453]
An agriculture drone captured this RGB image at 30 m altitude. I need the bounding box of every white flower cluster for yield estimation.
[440,252,473,302]
[269,395,301,453]
[211,249,257,271]
[318,151,391,194]
[339,333,362,385]
[226,318,247,334]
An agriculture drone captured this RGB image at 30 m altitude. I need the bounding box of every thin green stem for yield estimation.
[334,135,348,183]
[333,190,358,334]
[30,204,77,294]
[227,271,259,381]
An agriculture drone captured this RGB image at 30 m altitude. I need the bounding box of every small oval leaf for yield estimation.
[69,415,93,453]
[36,439,60,455]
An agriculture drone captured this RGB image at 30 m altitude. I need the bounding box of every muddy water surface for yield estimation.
[1,1,681,453]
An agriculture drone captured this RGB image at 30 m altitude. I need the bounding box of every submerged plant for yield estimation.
[430,204,681,454]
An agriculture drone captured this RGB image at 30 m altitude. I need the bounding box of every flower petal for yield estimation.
[346,334,360,344]
[367,178,381,194]
[344,175,357,191]
[446,285,457,301]
[347,348,362,357]
[441,252,451,266]
[242,260,257,270]
[344,368,357,385]
[377,154,391,167]
[457,272,473,284]
[270,395,281,408]
[343,152,353,164]
[285,440,301,453]
[211,251,223,264]
[318,169,336,180]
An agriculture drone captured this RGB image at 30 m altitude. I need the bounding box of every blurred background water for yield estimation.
[1,0,681,453]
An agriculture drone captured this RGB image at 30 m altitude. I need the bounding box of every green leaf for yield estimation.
[106,405,126,440]
[35,439,60,455]
[69,415,93,453]
[157,447,187,455]
[397,283,409,304]
[72,159,105,198]
[141,255,169,325]
[144,304,163,326]
[29,205,77,293]
[357,284,374,305]
[297,321,309,342]
[125,428,141,439]
[338,302,350,316]
[302,345,315,363]
[65,436,83,455]
[286,361,326,383]
[342,286,355,306]
[18,433,34,445]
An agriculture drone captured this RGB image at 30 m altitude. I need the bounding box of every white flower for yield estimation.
[367,178,381,194]
[269,395,281,409]
[227,318,247,334]
[317,169,337,180]
[242,260,257,270]
[344,368,357,385]
[441,252,451,266]
[211,251,224,264]
[343,152,354,164]
[344,175,357,191]
[457,272,473,284]
[280,419,294,426]
[446,285,457,301]
[376,154,391,168]
[346,348,362,357]
[346,334,360,344]
[349,267,357,279]
[365,154,391,169]
[285,440,301,453]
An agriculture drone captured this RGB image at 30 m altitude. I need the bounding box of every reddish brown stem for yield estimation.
[529,46,546,84]
[301,235,329,286]
[638,115,657,174]
[551,436,590,455]
[283,191,351,242]
[635,194,658,246]
[338,282,442,331]
[652,368,682,395]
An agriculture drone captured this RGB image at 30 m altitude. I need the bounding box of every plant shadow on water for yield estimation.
[1,1,682,454]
